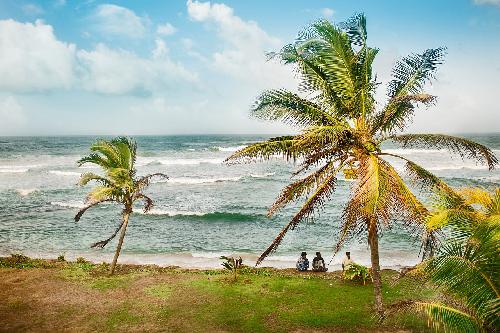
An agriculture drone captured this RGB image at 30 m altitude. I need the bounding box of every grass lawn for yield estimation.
[0,255,437,332]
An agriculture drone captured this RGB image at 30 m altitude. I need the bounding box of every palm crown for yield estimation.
[226,14,497,314]
[394,185,499,332]
[75,137,167,274]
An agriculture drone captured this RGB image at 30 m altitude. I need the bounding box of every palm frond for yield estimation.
[374,93,436,133]
[389,300,480,333]
[256,173,337,265]
[135,173,169,191]
[90,217,125,249]
[390,134,498,170]
[341,13,367,47]
[78,172,112,187]
[334,155,428,254]
[252,89,339,127]
[268,161,338,216]
[224,136,300,164]
[388,47,446,98]
[134,194,154,213]
[74,198,114,222]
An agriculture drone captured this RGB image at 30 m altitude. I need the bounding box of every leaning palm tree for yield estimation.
[75,137,167,275]
[226,14,497,315]
[391,186,499,332]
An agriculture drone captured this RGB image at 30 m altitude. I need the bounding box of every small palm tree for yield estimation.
[226,14,497,315]
[392,186,499,332]
[75,137,167,275]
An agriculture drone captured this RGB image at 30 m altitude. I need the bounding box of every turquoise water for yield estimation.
[0,135,498,268]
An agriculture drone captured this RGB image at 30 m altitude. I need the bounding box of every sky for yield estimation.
[0,0,499,136]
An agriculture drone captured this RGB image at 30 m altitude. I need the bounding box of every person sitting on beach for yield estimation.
[296,252,309,271]
[342,252,353,271]
[312,252,328,272]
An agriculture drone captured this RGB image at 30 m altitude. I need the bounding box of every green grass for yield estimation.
[0,257,438,332]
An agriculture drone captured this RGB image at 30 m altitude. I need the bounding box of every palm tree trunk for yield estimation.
[368,218,384,317]
[110,210,130,275]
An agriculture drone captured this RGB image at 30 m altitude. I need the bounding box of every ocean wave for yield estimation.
[426,165,490,171]
[136,209,262,221]
[0,164,39,173]
[49,170,81,176]
[17,188,39,196]
[383,148,444,155]
[0,168,29,173]
[214,145,247,152]
[166,176,242,185]
[51,201,86,209]
[137,209,206,216]
[137,157,224,166]
[249,172,275,178]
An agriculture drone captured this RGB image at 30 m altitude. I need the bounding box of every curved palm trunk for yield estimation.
[368,218,384,317]
[110,209,131,275]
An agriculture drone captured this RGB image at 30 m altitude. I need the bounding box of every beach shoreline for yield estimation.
[0,251,415,272]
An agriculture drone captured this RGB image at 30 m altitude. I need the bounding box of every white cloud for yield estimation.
[0,19,76,92]
[157,22,177,35]
[186,0,294,89]
[21,4,44,16]
[0,96,26,133]
[473,0,500,6]
[93,4,146,38]
[77,42,198,95]
[321,8,335,18]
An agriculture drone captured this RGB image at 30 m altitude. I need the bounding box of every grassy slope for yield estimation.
[0,256,436,333]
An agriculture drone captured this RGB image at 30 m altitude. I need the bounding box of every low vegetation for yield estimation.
[0,255,440,332]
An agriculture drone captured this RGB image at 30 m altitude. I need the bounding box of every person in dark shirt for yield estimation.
[296,252,309,271]
[312,252,328,272]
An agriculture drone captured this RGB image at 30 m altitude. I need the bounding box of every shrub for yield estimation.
[343,263,372,285]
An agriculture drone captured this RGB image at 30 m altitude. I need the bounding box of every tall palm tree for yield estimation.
[75,137,167,275]
[226,14,497,315]
[392,186,499,332]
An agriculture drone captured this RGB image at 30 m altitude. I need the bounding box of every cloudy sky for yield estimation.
[0,0,499,136]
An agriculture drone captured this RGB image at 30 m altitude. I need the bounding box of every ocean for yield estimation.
[0,134,498,269]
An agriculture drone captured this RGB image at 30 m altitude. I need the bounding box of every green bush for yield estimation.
[343,263,372,285]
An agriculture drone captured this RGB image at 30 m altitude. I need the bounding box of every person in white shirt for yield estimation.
[342,251,353,271]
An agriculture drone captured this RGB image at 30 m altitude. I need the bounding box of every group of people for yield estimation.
[296,251,354,272]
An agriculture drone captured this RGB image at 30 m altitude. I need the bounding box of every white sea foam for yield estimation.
[383,148,444,155]
[426,165,489,171]
[167,176,241,185]
[136,209,207,216]
[16,188,38,196]
[0,164,38,173]
[249,172,275,178]
[137,157,223,166]
[51,201,85,209]
[215,145,247,152]
[0,168,29,173]
[49,170,81,176]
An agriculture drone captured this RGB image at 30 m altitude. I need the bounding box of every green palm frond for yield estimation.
[389,134,498,170]
[388,48,446,98]
[252,89,338,127]
[78,172,112,187]
[268,161,338,216]
[86,185,120,202]
[335,155,428,254]
[374,93,436,133]
[271,43,345,113]
[225,136,300,163]
[341,13,367,47]
[389,300,480,333]
[257,173,337,265]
